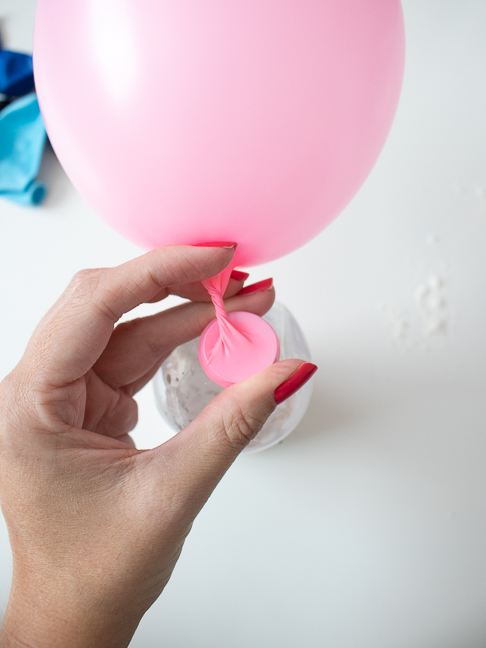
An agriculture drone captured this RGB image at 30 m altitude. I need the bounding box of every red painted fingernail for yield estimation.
[236,278,273,296]
[195,241,237,249]
[274,363,318,405]
[230,269,250,282]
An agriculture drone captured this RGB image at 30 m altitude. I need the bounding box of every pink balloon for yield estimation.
[34,0,405,268]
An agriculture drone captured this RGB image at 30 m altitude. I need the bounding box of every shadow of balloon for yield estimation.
[37,141,72,208]
[284,380,368,448]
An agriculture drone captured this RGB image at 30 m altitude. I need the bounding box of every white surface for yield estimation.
[1,1,486,646]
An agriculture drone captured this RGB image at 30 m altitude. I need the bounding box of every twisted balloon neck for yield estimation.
[203,278,233,339]
[200,264,280,387]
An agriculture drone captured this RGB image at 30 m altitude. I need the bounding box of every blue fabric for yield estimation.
[0,48,34,97]
[0,93,47,206]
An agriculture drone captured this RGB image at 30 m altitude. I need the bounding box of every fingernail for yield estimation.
[236,278,273,296]
[274,363,318,405]
[195,241,237,250]
[230,269,250,282]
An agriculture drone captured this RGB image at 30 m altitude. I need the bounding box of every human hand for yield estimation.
[0,244,317,648]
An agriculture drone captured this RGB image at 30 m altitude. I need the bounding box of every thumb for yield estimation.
[153,359,317,512]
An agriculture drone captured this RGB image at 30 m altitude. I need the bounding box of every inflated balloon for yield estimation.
[33,0,405,385]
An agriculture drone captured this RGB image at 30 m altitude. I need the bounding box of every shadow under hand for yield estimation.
[284,380,368,448]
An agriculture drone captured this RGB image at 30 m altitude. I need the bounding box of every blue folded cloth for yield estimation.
[0,93,47,206]
[0,45,34,97]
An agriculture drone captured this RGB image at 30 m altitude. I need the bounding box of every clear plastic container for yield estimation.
[153,302,313,453]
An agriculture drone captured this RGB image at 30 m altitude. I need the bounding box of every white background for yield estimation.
[1,1,486,646]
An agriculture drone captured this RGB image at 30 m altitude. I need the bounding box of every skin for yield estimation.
[0,245,308,648]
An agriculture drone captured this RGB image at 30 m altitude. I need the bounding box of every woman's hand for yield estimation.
[0,244,316,648]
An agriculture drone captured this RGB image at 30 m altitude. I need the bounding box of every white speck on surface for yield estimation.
[426,317,448,336]
[393,319,409,340]
[453,182,466,195]
[381,306,412,345]
[418,274,448,337]
[428,274,443,291]
[427,234,440,245]
[381,270,449,345]
[429,295,446,310]
[414,284,429,306]
[476,186,486,198]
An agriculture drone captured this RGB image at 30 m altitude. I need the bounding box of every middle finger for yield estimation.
[147,269,250,303]
[93,283,275,391]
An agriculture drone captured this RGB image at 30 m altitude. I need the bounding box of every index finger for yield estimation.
[25,245,236,387]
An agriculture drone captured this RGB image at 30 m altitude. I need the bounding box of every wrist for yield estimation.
[0,575,140,648]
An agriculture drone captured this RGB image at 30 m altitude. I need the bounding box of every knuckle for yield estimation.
[176,252,201,284]
[70,268,100,288]
[67,269,100,306]
[98,390,139,437]
[144,251,179,287]
[69,269,119,321]
[223,398,267,450]
[90,276,121,322]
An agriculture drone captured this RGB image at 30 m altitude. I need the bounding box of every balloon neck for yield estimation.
[200,265,280,387]
[202,262,235,337]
